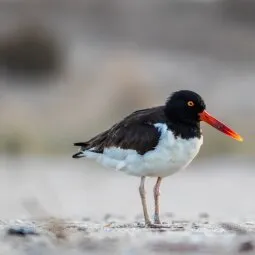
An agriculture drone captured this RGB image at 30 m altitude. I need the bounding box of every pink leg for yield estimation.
[153,177,162,224]
[139,176,151,225]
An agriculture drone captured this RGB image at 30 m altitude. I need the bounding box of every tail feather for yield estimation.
[74,142,87,147]
[72,151,84,159]
[73,142,88,159]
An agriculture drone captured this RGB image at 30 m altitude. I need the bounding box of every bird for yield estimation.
[72,90,243,227]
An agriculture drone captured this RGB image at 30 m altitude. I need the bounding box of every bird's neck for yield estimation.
[165,118,202,140]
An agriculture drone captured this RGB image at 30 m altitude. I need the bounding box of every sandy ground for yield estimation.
[2,218,255,254]
[0,155,254,254]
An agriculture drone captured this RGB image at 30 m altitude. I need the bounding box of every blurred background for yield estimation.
[0,0,254,221]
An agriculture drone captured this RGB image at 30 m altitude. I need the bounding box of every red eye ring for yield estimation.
[187,101,195,107]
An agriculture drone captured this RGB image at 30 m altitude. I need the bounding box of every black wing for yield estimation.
[73,106,166,155]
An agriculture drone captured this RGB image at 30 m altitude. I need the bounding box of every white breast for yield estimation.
[83,123,203,178]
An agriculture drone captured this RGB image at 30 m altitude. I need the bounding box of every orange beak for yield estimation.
[199,110,243,142]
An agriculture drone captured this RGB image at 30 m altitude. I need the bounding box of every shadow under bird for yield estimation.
[72,90,243,227]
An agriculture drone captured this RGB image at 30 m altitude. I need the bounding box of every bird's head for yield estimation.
[165,90,243,142]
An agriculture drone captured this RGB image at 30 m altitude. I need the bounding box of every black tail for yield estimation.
[72,151,84,159]
[74,142,87,147]
[73,142,88,158]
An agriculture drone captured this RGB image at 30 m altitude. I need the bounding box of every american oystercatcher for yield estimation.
[72,90,243,226]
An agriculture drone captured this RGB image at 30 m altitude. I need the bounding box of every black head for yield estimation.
[165,90,206,125]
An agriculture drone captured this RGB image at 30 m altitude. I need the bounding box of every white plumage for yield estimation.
[80,123,203,177]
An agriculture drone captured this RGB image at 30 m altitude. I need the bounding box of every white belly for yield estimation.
[83,124,203,178]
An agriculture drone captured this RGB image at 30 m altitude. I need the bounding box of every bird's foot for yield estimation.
[154,214,161,225]
[145,221,171,229]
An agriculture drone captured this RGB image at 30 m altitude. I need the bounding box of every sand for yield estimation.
[2,218,255,255]
[0,155,254,254]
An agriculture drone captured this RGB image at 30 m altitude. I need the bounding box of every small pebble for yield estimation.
[239,241,254,252]
[7,226,38,236]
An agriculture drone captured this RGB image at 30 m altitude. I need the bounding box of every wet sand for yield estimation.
[0,155,254,254]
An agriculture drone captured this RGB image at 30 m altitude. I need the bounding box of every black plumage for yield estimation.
[73,107,164,157]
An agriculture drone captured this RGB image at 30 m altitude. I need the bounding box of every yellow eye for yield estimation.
[187,101,195,107]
